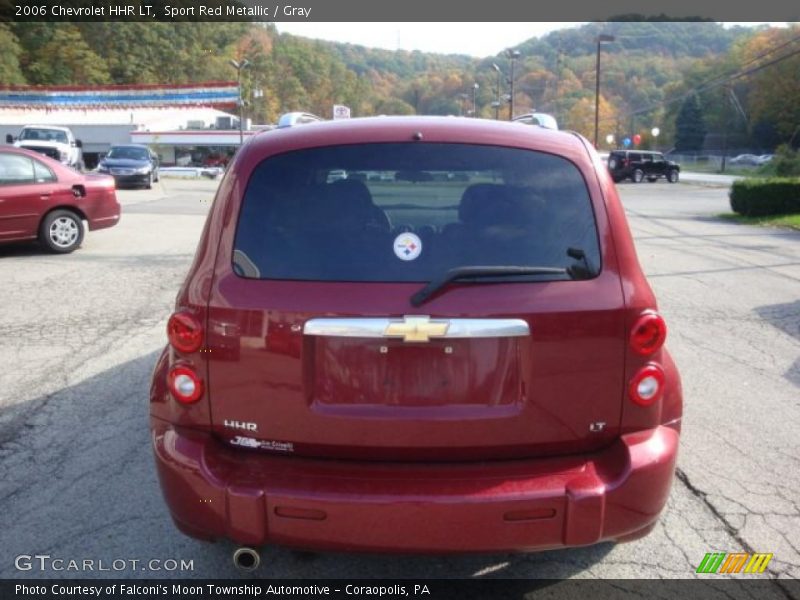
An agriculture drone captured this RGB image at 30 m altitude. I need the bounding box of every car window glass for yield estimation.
[20,128,68,144]
[32,159,56,183]
[107,147,149,160]
[234,143,601,282]
[0,154,36,185]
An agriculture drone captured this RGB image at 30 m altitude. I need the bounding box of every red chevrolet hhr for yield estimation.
[150,115,681,566]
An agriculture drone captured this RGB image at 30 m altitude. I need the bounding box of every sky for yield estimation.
[274,22,785,58]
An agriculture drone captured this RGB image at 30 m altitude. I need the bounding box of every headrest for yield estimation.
[458,184,509,225]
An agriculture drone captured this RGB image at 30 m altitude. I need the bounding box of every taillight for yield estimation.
[630,311,667,356]
[167,310,203,354]
[629,364,665,406]
[167,365,204,404]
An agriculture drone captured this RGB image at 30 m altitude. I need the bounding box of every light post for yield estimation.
[472,83,479,117]
[491,63,502,120]
[458,93,470,116]
[594,34,614,147]
[506,49,521,120]
[229,58,250,145]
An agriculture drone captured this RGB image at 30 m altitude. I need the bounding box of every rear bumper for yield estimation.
[151,418,678,553]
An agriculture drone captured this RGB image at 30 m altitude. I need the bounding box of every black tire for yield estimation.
[153,169,159,183]
[145,171,153,189]
[632,169,644,183]
[39,209,84,254]
[667,169,679,183]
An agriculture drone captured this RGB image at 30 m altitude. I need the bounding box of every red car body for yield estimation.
[0,146,119,251]
[151,117,682,553]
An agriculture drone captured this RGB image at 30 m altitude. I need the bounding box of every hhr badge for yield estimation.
[224,419,258,432]
[384,315,449,343]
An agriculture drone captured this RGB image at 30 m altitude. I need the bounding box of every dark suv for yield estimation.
[151,115,681,565]
[608,150,680,183]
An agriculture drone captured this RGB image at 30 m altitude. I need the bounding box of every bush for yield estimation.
[757,145,800,177]
[729,178,800,216]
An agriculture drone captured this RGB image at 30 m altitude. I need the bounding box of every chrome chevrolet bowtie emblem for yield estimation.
[383,316,449,343]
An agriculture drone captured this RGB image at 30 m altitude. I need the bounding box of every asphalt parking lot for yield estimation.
[0,177,798,584]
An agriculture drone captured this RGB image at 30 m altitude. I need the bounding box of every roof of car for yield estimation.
[244,116,589,164]
[20,125,72,131]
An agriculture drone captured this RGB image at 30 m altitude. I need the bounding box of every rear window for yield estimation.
[233,143,600,282]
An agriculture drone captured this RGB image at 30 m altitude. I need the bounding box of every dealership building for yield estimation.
[0,82,260,168]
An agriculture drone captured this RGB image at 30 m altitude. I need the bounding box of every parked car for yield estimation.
[0,146,119,253]
[728,154,761,166]
[97,144,159,188]
[6,125,84,171]
[608,150,680,183]
[151,115,682,565]
[756,154,774,165]
[203,154,230,169]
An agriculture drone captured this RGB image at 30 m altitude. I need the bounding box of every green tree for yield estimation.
[675,94,707,151]
[0,24,26,84]
[26,25,110,85]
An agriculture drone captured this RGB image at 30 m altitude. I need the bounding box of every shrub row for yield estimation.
[729,178,800,217]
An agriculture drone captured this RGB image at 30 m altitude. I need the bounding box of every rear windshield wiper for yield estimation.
[410,266,568,307]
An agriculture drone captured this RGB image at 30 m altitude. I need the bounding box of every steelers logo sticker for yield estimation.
[393,233,422,261]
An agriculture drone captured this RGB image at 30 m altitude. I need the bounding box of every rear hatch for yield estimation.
[207,142,626,461]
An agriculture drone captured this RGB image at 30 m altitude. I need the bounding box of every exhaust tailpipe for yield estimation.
[232,547,261,571]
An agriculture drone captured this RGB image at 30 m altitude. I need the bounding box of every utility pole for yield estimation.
[506,49,521,120]
[594,34,615,147]
[721,85,730,173]
[492,63,502,120]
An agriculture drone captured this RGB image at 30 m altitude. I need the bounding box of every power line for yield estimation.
[601,32,800,123]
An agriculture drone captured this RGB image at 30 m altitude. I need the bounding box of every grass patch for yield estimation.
[685,163,760,177]
[717,212,800,230]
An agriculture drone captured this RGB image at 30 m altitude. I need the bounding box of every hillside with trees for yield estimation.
[2,20,798,151]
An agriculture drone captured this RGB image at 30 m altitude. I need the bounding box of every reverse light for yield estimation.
[629,364,665,406]
[167,365,204,404]
[630,311,667,355]
[167,310,203,354]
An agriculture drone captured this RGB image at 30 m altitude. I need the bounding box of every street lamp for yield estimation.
[506,49,521,120]
[594,34,614,148]
[229,58,250,145]
[472,83,479,117]
[492,63,502,120]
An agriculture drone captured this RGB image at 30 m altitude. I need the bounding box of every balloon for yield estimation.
[622,137,631,148]
[633,134,642,145]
